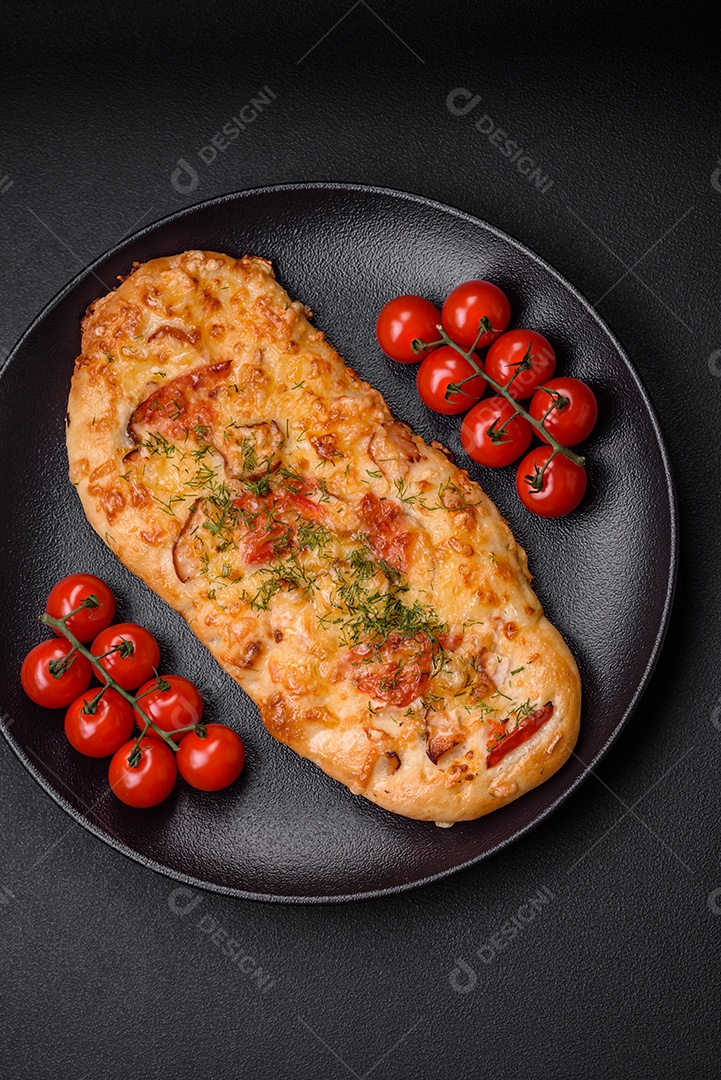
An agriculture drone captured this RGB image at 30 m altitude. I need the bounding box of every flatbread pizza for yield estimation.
[66,250,580,823]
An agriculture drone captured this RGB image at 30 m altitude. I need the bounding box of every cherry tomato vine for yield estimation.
[413,316,586,493]
[27,580,245,805]
[40,598,200,760]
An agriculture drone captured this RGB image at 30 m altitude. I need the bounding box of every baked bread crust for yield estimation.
[66,251,580,823]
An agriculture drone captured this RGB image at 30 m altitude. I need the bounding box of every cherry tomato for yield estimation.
[441,280,510,349]
[21,639,93,709]
[64,688,135,758]
[376,295,441,363]
[91,623,160,691]
[176,724,245,792]
[460,395,533,467]
[133,675,203,741]
[516,447,587,518]
[416,346,486,415]
[529,377,598,447]
[45,573,116,643]
[108,738,177,808]
[485,330,556,400]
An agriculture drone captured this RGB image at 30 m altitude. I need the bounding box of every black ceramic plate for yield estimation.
[0,184,676,903]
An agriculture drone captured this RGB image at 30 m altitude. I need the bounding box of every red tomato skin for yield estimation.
[234,489,325,566]
[460,396,533,467]
[46,574,116,642]
[21,640,93,709]
[177,724,245,792]
[64,689,135,757]
[485,330,556,400]
[441,281,511,349]
[416,346,486,415]
[516,447,587,518]
[529,377,598,446]
[486,704,554,768]
[376,296,441,363]
[347,634,432,707]
[108,739,177,808]
[90,623,161,691]
[133,675,203,741]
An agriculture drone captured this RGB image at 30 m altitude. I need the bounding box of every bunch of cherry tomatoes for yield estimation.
[20,573,245,808]
[376,279,598,518]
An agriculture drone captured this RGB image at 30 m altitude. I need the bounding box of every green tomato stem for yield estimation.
[431,324,586,469]
[39,611,180,757]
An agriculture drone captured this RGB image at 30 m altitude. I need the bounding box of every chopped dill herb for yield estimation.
[153,493,186,517]
[245,473,272,497]
[142,431,178,457]
[511,699,536,722]
[320,545,447,649]
[243,555,317,611]
[394,477,419,504]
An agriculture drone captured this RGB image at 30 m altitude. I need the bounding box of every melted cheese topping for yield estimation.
[66,251,581,822]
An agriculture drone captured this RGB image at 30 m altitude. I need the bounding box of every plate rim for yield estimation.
[0,181,679,903]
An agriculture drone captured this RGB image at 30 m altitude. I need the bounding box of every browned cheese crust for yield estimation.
[66,251,581,823]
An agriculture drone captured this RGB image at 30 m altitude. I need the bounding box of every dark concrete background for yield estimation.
[1,2,720,1077]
